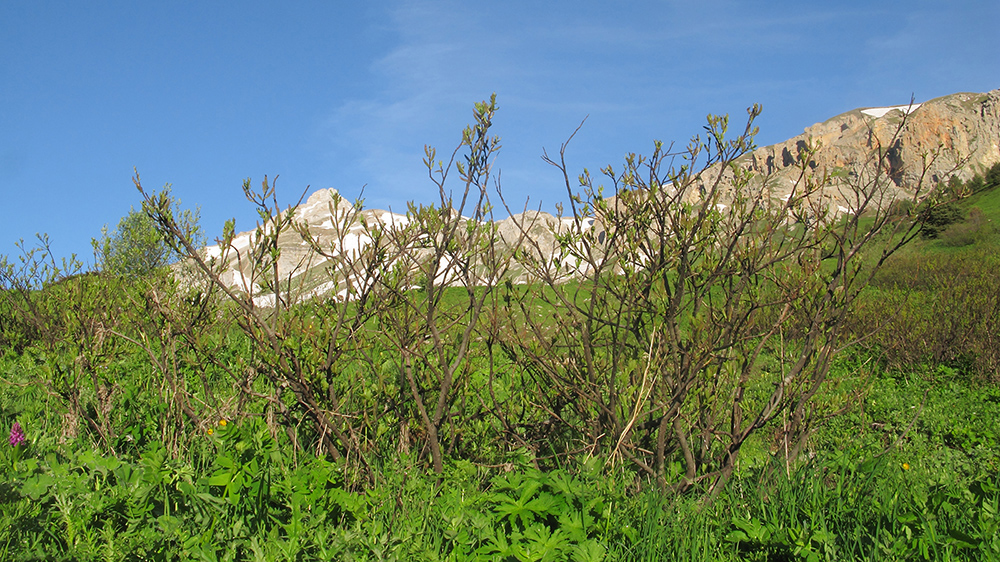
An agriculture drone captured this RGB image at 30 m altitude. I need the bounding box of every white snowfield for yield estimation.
[860,104,921,118]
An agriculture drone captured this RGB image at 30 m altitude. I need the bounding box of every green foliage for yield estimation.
[916,161,1000,241]
[985,162,1000,192]
[851,242,1000,380]
[919,201,964,239]
[938,207,996,247]
[722,453,1000,561]
[4,98,1000,559]
[959,161,1000,196]
[4,348,1000,560]
[93,185,202,277]
[0,235,85,354]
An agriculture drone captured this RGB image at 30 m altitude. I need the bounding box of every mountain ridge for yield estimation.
[190,89,1000,304]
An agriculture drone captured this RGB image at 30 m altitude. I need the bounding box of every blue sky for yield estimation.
[2,1,998,264]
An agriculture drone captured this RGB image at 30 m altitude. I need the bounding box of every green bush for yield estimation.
[919,201,964,239]
[850,246,1000,380]
[986,162,1000,191]
[92,185,202,278]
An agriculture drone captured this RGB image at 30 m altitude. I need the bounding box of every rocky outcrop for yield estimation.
[738,90,1000,208]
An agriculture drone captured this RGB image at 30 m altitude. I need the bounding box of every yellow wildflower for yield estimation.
[219,419,228,427]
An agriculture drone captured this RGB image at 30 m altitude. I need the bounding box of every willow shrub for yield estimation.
[495,106,948,495]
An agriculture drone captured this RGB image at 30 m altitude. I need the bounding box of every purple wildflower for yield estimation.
[9,422,25,447]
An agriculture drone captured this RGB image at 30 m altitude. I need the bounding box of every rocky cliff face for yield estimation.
[738,90,1000,206]
[192,90,1000,304]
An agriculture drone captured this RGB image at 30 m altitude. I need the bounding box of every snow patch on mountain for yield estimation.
[861,104,921,118]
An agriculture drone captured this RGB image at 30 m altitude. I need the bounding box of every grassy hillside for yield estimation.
[848,165,1000,379]
[2,120,999,559]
